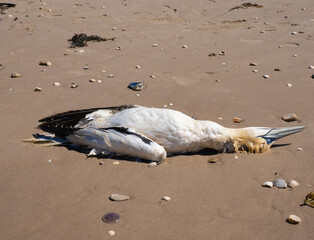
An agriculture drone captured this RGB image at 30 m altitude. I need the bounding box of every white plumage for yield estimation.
[25,105,305,163]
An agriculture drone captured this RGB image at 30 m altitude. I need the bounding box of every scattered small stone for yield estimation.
[234,155,239,159]
[162,196,171,201]
[163,105,168,108]
[99,161,104,165]
[135,65,141,69]
[79,50,84,53]
[108,230,115,236]
[38,13,44,17]
[48,9,52,12]
[10,72,22,78]
[39,61,52,66]
[221,62,226,66]
[263,74,270,79]
[288,180,300,188]
[287,215,301,224]
[148,162,157,167]
[260,31,265,33]
[83,66,89,70]
[70,83,79,88]
[101,70,106,73]
[219,51,226,56]
[13,16,18,21]
[41,69,47,72]
[150,74,156,78]
[273,179,287,188]
[116,46,122,50]
[218,117,223,120]
[262,181,273,188]
[169,103,173,106]
[53,82,60,86]
[34,87,43,92]
[233,117,243,123]
[274,68,280,71]
[152,43,159,47]
[311,74,314,79]
[215,79,220,82]
[278,45,283,48]
[48,159,52,163]
[128,82,144,91]
[286,83,292,87]
[112,27,117,30]
[102,213,120,224]
[182,45,188,48]
[281,113,298,122]
[208,53,216,57]
[297,147,303,151]
[308,65,314,69]
[108,74,114,78]
[97,80,102,83]
[249,62,258,66]
[292,54,298,57]
[136,94,140,97]
[109,193,130,202]
[304,191,314,208]
[252,69,258,73]
[89,78,96,82]
[113,161,119,165]
[291,32,298,35]
[301,7,306,10]
[208,157,218,164]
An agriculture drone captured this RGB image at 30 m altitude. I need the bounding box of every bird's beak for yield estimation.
[259,126,305,144]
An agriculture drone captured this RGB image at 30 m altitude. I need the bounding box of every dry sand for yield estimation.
[0,0,313,239]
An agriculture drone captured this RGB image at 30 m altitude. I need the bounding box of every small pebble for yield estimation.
[108,74,114,78]
[311,74,314,79]
[109,193,130,202]
[128,82,144,91]
[182,45,188,48]
[108,230,115,236]
[297,147,303,151]
[286,83,292,87]
[252,69,258,73]
[262,181,273,188]
[102,213,120,224]
[273,179,287,188]
[150,74,156,78]
[148,162,157,167]
[135,65,141,69]
[70,83,79,88]
[152,43,159,47]
[288,180,300,188]
[99,162,104,165]
[249,62,258,66]
[288,215,301,224]
[101,70,106,73]
[10,72,22,78]
[308,65,314,69]
[48,159,52,163]
[79,50,85,53]
[291,32,298,35]
[208,53,216,57]
[89,78,96,82]
[116,46,122,50]
[281,113,298,122]
[83,66,89,70]
[136,94,140,97]
[39,61,52,66]
[274,68,280,71]
[234,155,239,159]
[169,103,173,106]
[208,157,218,164]
[260,31,265,33]
[221,62,226,66]
[34,87,43,92]
[97,80,102,83]
[112,27,117,30]
[38,13,44,17]
[278,45,283,48]
[301,7,306,10]
[113,161,120,165]
[263,74,270,79]
[292,54,298,57]
[215,79,220,82]
[219,51,226,56]
[163,105,168,108]
[162,196,171,201]
[53,82,60,86]
[233,117,243,123]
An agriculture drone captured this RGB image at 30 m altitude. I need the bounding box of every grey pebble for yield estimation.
[281,113,298,122]
[109,193,130,201]
[128,82,144,91]
[273,179,287,188]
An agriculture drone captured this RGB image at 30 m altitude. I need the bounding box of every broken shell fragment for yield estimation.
[39,61,52,66]
[288,215,301,224]
[53,82,60,86]
[34,87,43,92]
[10,72,22,78]
[233,117,243,123]
[128,82,144,91]
[89,78,96,82]
[182,45,188,48]
[262,181,273,188]
[304,191,314,208]
[263,74,270,79]
[109,193,130,202]
[286,83,292,87]
[249,62,258,66]
[108,230,115,236]
[162,196,171,201]
[288,180,300,188]
[70,83,79,88]
[273,179,287,188]
[281,113,298,122]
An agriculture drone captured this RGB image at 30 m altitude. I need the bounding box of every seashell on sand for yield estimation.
[262,181,273,188]
[273,179,287,188]
[288,180,300,188]
[233,117,243,123]
[109,193,130,202]
[53,82,60,86]
[70,83,79,88]
[128,82,144,91]
[162,196,171,201]
[39,61,52,66]
[10,72,22,78]
[34,87,43,92]
[108,230,115,236]
[288,214,301,224]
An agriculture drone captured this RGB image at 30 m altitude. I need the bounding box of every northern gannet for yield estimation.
[25,105,305,163]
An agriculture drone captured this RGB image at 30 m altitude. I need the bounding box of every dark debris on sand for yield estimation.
[68,33,116,48]
[0,3,16,14]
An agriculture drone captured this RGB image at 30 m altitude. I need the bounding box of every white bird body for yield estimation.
[25,105,305,163]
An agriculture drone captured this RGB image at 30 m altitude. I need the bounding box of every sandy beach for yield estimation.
[0,0,313,239]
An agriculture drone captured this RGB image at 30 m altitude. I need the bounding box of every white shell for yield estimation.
[53,82,60,86]
[89,79,96,82]
[263,74,270,79]
[288,214,301,224]
[288,180,300,188]
[108,230,115,236]
[39,61,52,66]
[286,83,292,87]
[162,196,171,201]
[262,181,273,188]
[34,87,43,92]
[182,45,188,48]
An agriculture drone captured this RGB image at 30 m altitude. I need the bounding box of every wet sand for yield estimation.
[0,0,313,239]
